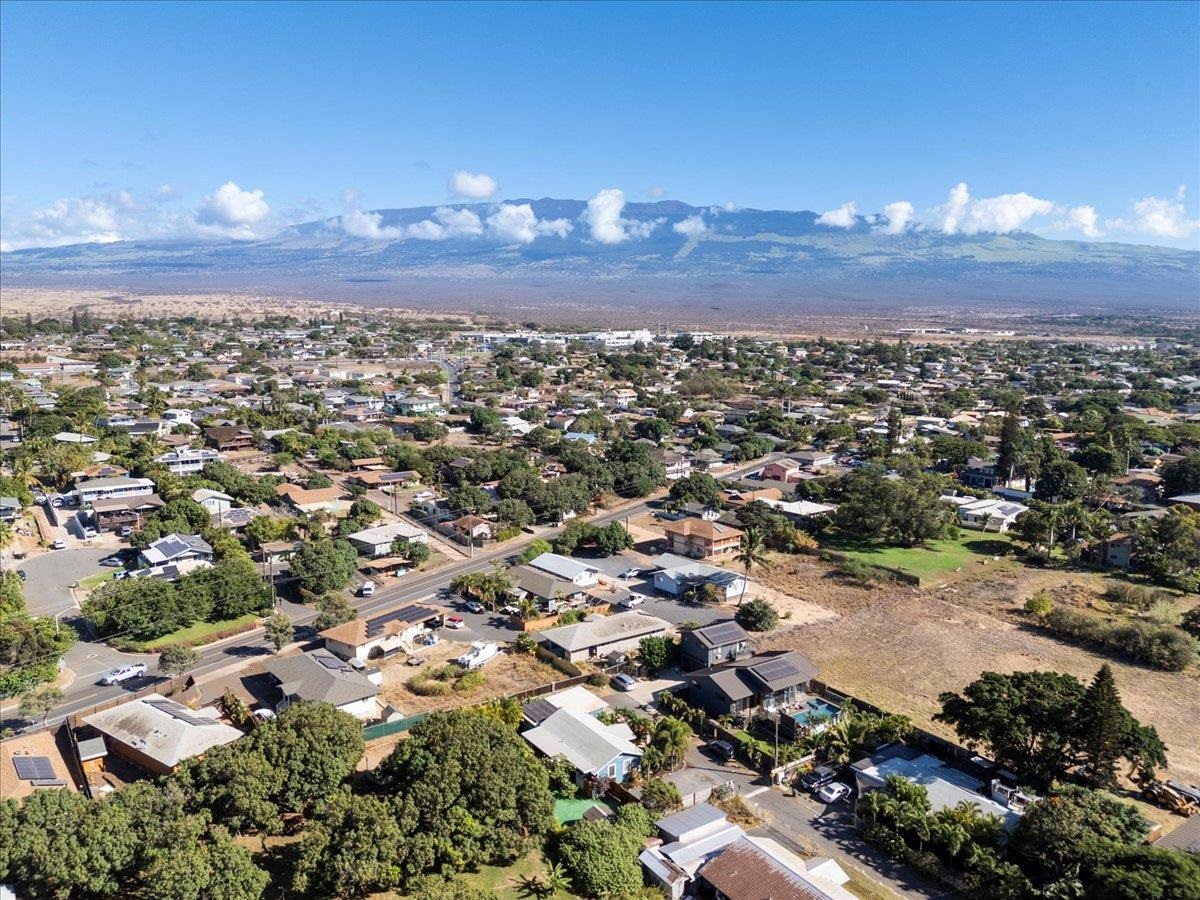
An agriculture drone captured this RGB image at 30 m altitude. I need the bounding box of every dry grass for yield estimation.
[759,557,1200,786]
[712,793,763,828]
[377,642,563,714]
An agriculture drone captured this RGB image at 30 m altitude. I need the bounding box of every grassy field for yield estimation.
[823,531,1015,581]
[78,570,118,590]
[125,612,261,652]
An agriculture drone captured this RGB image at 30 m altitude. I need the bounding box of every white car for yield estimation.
[252,708,276,722]
[50,539,66,550]
[444,615,465,629]
[620,595,644,608]
[619,567,643,580]
[99,663,147,686]
[465,600,484,613]
[817,782,852,804]
[82,527,98,539]
[359,580,375,597]
[499,604,521,616]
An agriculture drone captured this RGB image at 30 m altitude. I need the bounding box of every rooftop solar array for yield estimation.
[698,621,746,645]
[750,657,801,682]
[12,756,55,780]
[144,697,222,727]
[155,535,190,558]
[316,654,353,673]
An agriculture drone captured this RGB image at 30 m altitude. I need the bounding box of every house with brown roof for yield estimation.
[695,836,854,899]
[321,604,443,661]
[442,513,493,545]
[274,482,349,515]
[203,424,254,452]
[662,518,742,559]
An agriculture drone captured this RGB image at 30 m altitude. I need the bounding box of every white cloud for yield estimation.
[1052,205,1103,238]
[487,203,572,243]
[450,170,498,199]
[933,182,1053,235]
[197,181,270,227]
[646,186,667,199]
[878,201,915,235]
[340,208,404,240]
[341,187,363,206]
[583,188,662,244]
[673,213,710,239]
[1106,190,1199,239]
[816,201,858,228]
[153,183,178,201]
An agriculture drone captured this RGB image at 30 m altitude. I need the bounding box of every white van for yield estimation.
[359,580,375,597]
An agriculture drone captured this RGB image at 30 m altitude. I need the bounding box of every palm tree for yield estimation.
[733,527,768,605]
[0,520,13,573]
[651,717,691,772]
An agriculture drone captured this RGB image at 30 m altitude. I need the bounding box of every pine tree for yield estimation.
[1077,664,1128,788]
[996,411,1023,485]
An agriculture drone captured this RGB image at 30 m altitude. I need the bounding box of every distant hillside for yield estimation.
[3,199,1197,316]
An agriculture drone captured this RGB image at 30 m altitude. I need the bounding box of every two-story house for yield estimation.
[686,650,820,719]
[679,620,752,672]
[661,518,742,559]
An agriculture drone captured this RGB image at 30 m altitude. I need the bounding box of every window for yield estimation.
[607,763,617,778]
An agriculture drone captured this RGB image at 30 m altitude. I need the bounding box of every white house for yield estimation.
[155,447,220,476]
[537,611,669,663]
[320,605,443,661]
[75,476,156,505]
[527,552,600,587]
[653,554,748,601]
[347,521,428,558]
[940,495,1028,532]
[192,488,235,518]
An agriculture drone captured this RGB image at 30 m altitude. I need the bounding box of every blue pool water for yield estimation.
[792,698,841,726]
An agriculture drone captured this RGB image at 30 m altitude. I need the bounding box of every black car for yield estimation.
[16,570,27,582]
[706,740,736,761]
[799,764,839,792]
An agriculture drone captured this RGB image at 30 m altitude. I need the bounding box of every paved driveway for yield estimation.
[14,547,113,617]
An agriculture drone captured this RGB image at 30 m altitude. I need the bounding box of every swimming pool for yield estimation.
[792,698,841,726]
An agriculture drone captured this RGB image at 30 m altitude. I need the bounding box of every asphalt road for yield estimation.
[7,456,775,730]
[14,547,112,618]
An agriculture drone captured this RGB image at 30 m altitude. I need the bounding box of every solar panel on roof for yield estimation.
[751,658,801,682]
[156,536,189,557]
[13,756,56,780]
[144,697,222,727]
[317,655,352,672]
[700,621,745,644]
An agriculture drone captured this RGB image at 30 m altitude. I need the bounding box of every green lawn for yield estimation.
[126,613,261,652]
[823,530,1014,580]
[430,850,575,900]
[78,570,118,590]
[553,797,613,824]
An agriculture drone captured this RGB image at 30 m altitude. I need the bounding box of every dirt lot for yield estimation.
[758,556,1200,787]
[377,641,565,714]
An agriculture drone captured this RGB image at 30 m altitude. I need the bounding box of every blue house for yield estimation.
[522,708,642,783]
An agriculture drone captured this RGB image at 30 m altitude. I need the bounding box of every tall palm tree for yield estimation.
[651,717,691,772]
[733,527,768,605]
[0,520,14,573]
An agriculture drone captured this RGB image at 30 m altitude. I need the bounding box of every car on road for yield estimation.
[99,555,124,567]
[444,615,465,629]
[799,764,840,792]
[50,539,66,550]
[619,595,644,609]
[610,673,638,692]
[98,663,147,685]
[706,739,736,761]
[465,600,484,613]
[817,782,852,804]
[619,567,643,579]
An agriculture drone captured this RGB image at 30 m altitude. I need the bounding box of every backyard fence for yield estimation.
[362,711,430,741]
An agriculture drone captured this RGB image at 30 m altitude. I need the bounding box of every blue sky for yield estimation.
[2,0,1198,249]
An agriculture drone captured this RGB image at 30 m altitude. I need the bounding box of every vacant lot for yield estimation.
[759,558,1200,786]
[378,642,566,714]
[823,531,1017,583]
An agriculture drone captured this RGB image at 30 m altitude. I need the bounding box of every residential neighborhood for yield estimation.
[1,310,1199,899]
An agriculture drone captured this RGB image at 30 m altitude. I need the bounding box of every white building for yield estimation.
[155,447,220,476]
[527,552,600,587]
[346,521,428,558]
[75,476,155,505]
[940,495,1029,532]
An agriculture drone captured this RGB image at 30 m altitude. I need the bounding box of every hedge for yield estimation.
[1040,607,1197,672]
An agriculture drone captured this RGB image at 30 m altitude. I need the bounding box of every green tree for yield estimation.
[517,538,554,564]
[254,701,364,813]
[292,790,409,897]
[157,644,202,677]
[558,806,653,899]
[17,683,64,725]
[735,597,779,632]
[312,591,356,630]
[733,527,768,605]
[290,539,358,595]
[264,612,293,652]
[1075,664,1127,788]
[1159,451,1200,499]
[1034,458,1090,502]
[649,716,691,771]
[378,710,554,874]
[1091,845,1200,900]
[640,778,683,814]
[638,635,676,676]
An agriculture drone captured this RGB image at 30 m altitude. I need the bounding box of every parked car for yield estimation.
[619,567,643,579]
[99,555,124,567]
[82,527,98,539]
[611,673,638,692]
[799,765,840,792]
[499,603,521,616]
[817,782,852,804]
[50,539,66,550]
[444,615,465,629]
[465,599,484,613]
[707,739,736,761]
[251,708,276,722]
[359,580,375,597]
[118,525,133,538]
[619,595,644,609]
[98,663,147,685]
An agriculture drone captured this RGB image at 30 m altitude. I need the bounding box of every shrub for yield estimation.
[736,598,780,632]
[836,558,892,585]
[1024,591,1053,617]
[1041,607,1197,671]
[453,670,485,692]
[408,675,452,696]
